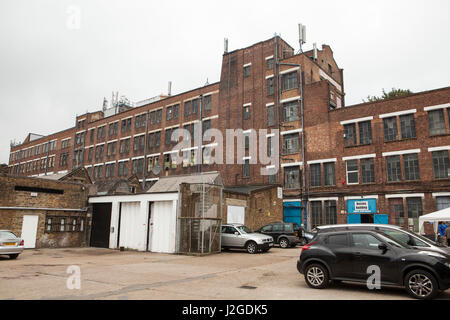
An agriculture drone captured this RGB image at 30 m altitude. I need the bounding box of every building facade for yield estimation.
[6,35,450,232]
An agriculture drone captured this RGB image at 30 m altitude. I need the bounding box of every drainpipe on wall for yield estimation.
[142,110,150,189]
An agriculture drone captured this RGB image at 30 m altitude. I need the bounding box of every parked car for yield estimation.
[297,229,450,299]
[312,224,450,255]
[0,230,24,259]
[256,222,304,248]
[221,224,273,254]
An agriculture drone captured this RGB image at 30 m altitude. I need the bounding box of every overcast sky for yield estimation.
[1,0,449,164]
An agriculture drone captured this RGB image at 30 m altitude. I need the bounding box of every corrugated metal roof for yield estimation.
[148,172,222,193]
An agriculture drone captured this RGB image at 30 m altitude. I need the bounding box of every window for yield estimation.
[267,105,275,126]
[383,117,398,141]
[165,129,172,145]
[310,164,321,187]
[150,111,156,124]
[351,233,381,250]
[403,153,420,181]
[386,155,401,182]
[45,215,85,233]
[267,77,274,95]
[428,109,446,136]
[135,114,147,129]
[192,99,199,114]
[324,162,335,186]
[119,138,130,154]
[173,104,179,119]
[432,150,450,179]
[260,225,272,232]
[284,166,300,189]
[400,114,416,139]
[94,165,103,179]
[243,159,250,178]
[266,58,274,70]
[311,202,322,228]
[358,121,372,145]
[204,96,211,111]
[97,126,106,140]
[267,136,273,157]
[107,142,117,157]
[344,123,356,147]
[406,197,423,232]
[272,224,283,232]
[95,145,104,160]
[361,158,375,183]
[203,119,211,133]
[243,65,250,77]
[327,234,347,247]
[436,196,450,211]
[283,101,299,122]
[132,158,144,175]
[346,160,358,184]
[105,163,115,178]
[324,201,337,225]
[283,133,299,154]
[118,161,128,177]
[59,153,69,167]
[156,109,162,123]
[121,118,132,133]
[109,122,118,136]
[61,139,71,149]
[282,71,298,91]
[389,198,405,227]
[133,135,145,153]
[184,101,191,116]
[243,105,250,120]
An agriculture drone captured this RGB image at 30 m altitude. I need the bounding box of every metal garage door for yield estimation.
[227,205,245,224]
[119,202,142,250]
[151,201,176,253]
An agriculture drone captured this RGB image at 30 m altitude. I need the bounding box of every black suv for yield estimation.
[256,222,305,248]
[297,229,450,299]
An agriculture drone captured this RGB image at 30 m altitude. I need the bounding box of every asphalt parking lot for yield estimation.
[0,246,449,300]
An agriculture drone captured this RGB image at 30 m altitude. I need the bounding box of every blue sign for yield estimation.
[347,199,377,214]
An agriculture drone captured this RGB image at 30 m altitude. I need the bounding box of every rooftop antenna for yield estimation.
[224,38,228,53]
[168,81,172,96]
[298,23,306,53]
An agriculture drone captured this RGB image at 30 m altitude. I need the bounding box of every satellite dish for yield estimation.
[152,163,162,175]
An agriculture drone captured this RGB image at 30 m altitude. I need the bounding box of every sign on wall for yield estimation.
[347,199,377,214]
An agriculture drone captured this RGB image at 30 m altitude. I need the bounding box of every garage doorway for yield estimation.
[90,203,112,248]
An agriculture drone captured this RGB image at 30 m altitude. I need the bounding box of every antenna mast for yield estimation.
[298,23,306,54]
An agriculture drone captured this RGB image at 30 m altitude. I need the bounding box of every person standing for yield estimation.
[438,222,446,244]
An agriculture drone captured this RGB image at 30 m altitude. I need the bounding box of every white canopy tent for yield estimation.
[419,207,450,235]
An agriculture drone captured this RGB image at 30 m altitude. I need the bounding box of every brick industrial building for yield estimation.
[6,35,450,232]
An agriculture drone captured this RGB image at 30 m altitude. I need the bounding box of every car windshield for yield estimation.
[0,231,17,239]
[236,225,253,234]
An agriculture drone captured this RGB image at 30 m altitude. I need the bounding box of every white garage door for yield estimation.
[151,201,176,253]
[119,202,143,250]
[227,205,245,225]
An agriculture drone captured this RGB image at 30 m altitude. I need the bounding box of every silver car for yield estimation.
[313,224,450,255]
[0,230,24,259]
[221,224,273,254]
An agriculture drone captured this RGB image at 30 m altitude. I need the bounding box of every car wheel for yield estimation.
[304,263,329,289]
[246,241,258,254]
[9,254,19,260]
[279,238,290,249]
[404,269,439,300]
